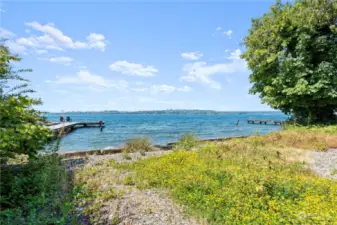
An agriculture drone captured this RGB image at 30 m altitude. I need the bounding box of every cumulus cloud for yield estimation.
[0,27,16,38]
[35,49,48,54]
[6,41,27,54]
[181,51,203,60]
[53,70,129,89]
[216,27,222,31]
[109,60,158,77]
[8,22,107,54]
[223,29,233,38]
[226,49,241,60]
[180,49,247,89]
[39,56,73,65]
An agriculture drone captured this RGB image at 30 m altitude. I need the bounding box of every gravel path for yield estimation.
[309,149,337,179]
[73,150,200,225]
[100,189,199,225]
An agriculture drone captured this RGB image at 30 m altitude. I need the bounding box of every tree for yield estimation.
[242,0,337,124]
[0,41,52,163]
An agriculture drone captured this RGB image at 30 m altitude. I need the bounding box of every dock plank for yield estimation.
[247,119,284,125]
[47,121,104,134]
[48,122,78,131]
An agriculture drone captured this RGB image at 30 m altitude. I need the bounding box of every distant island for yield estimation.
[44,109,280,115]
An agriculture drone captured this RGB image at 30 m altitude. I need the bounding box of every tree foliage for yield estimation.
[242,0,337,123]
[0,41,52,163]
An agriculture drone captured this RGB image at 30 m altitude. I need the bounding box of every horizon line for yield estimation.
[42,109,281,113]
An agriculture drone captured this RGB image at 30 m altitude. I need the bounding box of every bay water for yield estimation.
[46,111,287,152]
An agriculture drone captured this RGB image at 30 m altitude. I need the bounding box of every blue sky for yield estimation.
[1,0,278,112]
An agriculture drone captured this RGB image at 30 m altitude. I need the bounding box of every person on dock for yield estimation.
[66,116,71,122]
[60,116,64,122]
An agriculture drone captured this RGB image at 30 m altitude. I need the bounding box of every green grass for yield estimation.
[116,128,337,224]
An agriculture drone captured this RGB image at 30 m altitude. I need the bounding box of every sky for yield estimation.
[0,0,279,112]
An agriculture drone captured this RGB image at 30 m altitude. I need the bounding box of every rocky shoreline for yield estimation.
[58,136,248,158]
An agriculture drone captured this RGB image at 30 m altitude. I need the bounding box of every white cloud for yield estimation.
[87,33,105,42]
[131,88,148,92]
[54,70,128,89]
[11,21,107,53]
[40,56,73,65]
[86,33,106,51]
[76,64,87,69]
[151,84,176,93]
[135,81,144,86]
[223,30,233,38]
[181,51,203,60]
[109,60,158,77]
[180,49,247,89]
[0,27,16,38]
[178,85,192,92]
[226,49,242,60]
[216,27,222,31]
[6,41,27,54]
[45,80,52,83]
[45,45,64,51]
[35,49,48,54]
[150,85,192,94]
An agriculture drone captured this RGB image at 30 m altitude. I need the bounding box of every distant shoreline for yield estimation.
[43,109,281,114]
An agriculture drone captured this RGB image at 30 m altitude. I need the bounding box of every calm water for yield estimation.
[46,112,287,152]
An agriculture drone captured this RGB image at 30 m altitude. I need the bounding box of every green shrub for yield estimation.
[174,133,199,150]
[124,137,152,153]
[0,155,71,225]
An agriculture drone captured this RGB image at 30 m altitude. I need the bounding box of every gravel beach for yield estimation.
[309,148,337,179]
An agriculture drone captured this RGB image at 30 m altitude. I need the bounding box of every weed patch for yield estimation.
[0,155,73,225]
[117,141,337,224]
[174,133,199,150]
[124,137,153,153]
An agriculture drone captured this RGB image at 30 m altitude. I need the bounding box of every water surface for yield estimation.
[46,111,287,152]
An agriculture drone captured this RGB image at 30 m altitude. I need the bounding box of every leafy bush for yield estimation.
[124,137,152,153]
[174,133,199,150]
[0,42,53,163]
[0,155,71,225]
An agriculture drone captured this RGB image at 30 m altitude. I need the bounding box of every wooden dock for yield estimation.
[247,119,283,125]
[48,121,105,135]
